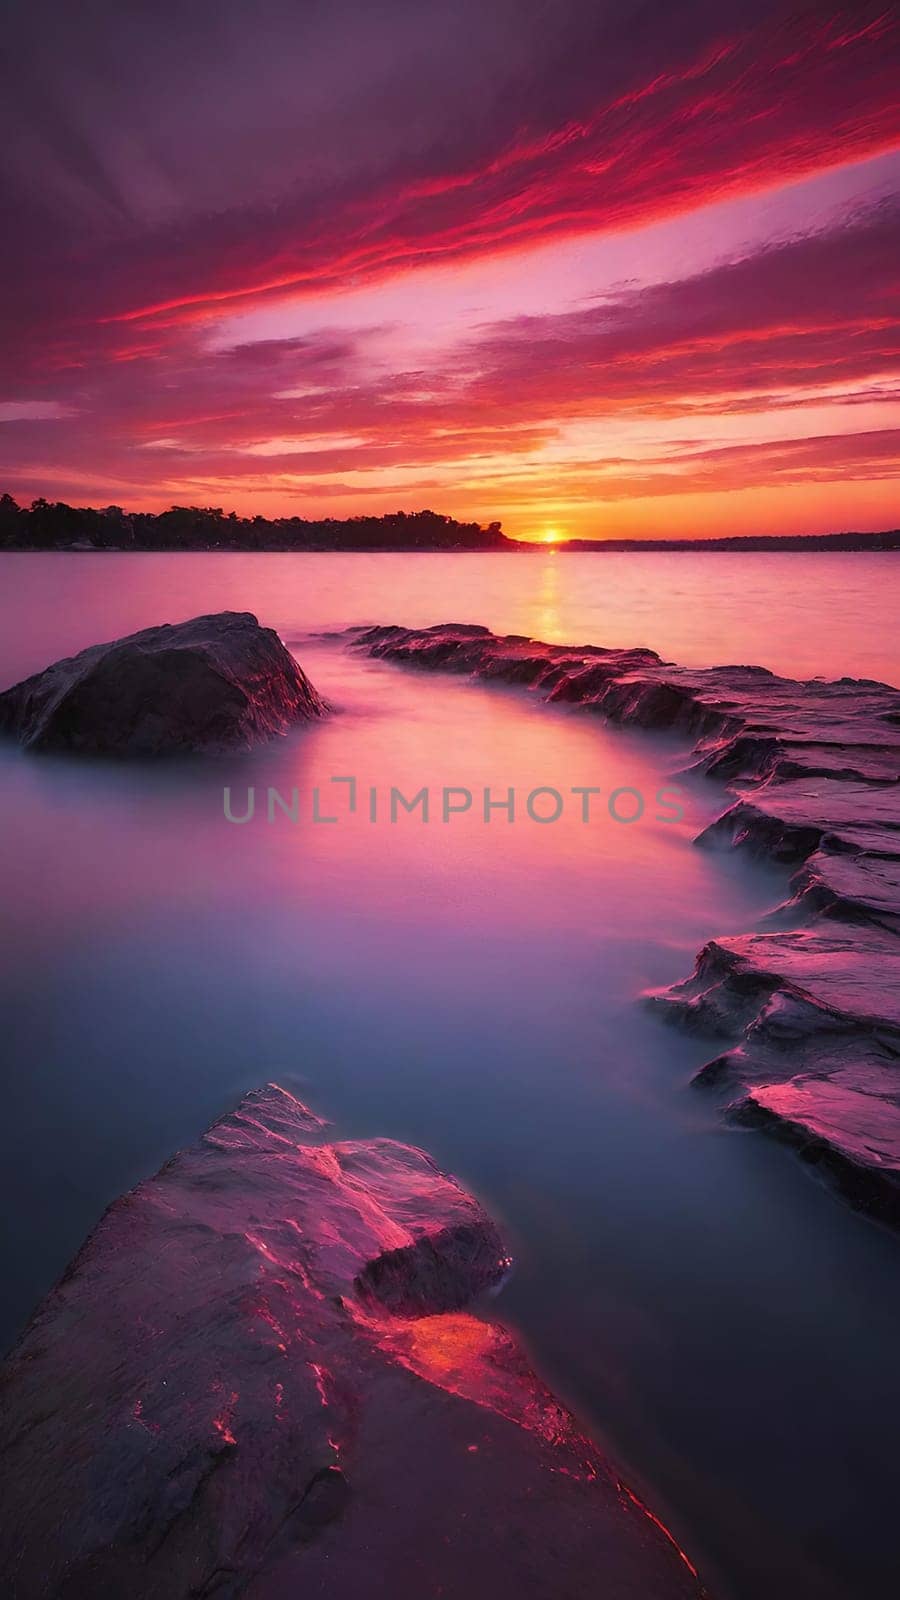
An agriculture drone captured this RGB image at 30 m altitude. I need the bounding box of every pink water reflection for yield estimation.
[1,550,897,687]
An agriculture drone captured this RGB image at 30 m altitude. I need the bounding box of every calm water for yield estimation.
[1,552,899,1600]
[1,549,897,685]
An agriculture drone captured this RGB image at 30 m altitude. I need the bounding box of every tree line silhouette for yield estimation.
[0,495,511,552]
[2,495,895,553]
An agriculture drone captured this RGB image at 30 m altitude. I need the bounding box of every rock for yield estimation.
[0,1084,704,1600]
[774,850,900,933]
[697,779,900,862]
[0,611,327,755]
[649,927,900,1038]
[350,623,900,1226]
[648,928,900,1224]
[731,1070,900,1228]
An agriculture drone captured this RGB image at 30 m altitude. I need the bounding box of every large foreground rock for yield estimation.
[0,612,327,755]
[350,623,900,1226]
[0,1085,704,1600]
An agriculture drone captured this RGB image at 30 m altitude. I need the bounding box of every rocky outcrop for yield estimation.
[350,624,900,1226]
[0,612,327,755]
[649,929,900,1226]
[0,1084,704,1600]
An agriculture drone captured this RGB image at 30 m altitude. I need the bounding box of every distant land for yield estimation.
[0,495,897,553]
[0,496,509,553]
[556,530,900,552]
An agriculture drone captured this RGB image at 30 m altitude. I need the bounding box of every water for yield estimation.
[0,552,899,1600]
[1,549,897,685]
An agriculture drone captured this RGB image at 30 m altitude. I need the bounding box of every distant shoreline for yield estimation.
[1,495,896,552]
[4,532,897,554]
[553,530,900,552]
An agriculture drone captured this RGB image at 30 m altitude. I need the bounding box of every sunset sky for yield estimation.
[1,0,898,541]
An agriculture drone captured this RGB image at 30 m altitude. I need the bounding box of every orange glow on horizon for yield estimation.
[3,20,898,542]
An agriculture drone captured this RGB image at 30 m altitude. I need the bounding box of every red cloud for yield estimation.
[1,0,898,386]
[1,0,898,536]
[2,200,898,520]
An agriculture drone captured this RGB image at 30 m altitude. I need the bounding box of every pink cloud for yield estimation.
[1,1,898,536]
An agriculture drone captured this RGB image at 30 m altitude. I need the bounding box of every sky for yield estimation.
[1,0,898,541]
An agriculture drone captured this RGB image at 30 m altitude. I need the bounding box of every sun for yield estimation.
[541,527,563,544]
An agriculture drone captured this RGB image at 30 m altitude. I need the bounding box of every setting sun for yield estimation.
[541,528,564,544]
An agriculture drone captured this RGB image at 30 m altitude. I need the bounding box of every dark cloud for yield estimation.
[1,1,897,372]
[1,0,898,528]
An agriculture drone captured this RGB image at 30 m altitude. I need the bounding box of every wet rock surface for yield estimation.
[0,611,327,755]
[0,1085,704,1600]
[351,624,900,1225]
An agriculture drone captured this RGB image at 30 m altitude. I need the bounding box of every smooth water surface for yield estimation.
[1,553,899,1600]
[1,548,897,685]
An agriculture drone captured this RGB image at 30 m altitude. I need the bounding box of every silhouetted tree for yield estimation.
[0,495,514,551]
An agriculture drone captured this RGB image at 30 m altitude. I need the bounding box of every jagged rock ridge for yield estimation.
[0,1084,704,1600]
[350,623,900,1226]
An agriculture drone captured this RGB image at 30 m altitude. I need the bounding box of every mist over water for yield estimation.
[1,553,899,1600]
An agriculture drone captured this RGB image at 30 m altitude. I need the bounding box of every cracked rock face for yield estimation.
[350,623,900,1227]
[0,1085,703,1600]
[0,611,327,755]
